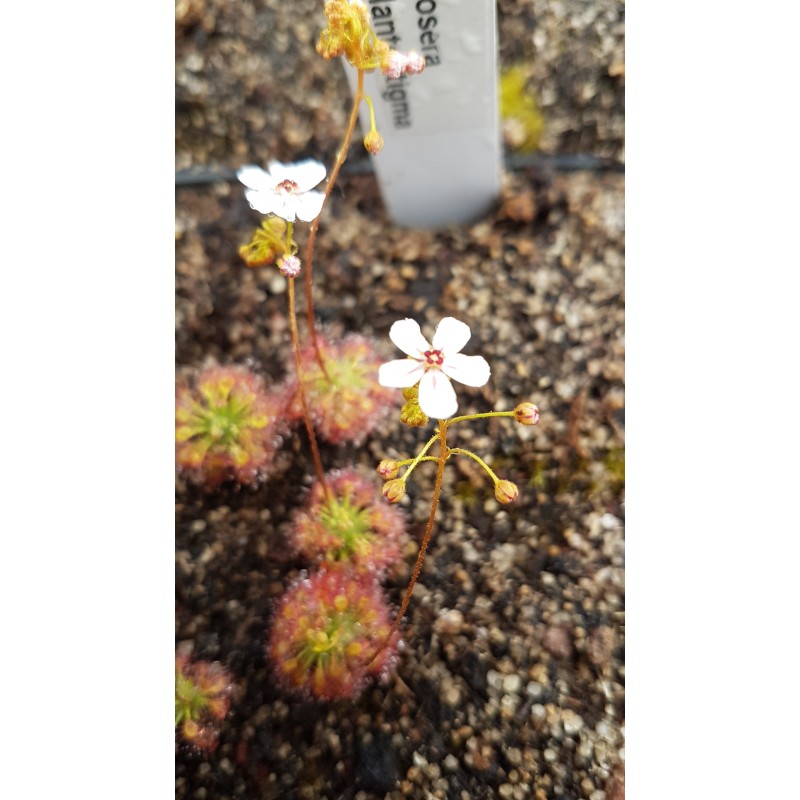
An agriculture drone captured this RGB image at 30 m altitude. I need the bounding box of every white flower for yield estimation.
[378,317,491,419]
[237,159,326,223]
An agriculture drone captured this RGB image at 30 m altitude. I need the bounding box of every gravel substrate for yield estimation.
[176,1,625,798]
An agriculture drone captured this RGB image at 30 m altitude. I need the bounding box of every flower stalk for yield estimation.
[367,419,450,666]
[369,316,541,666]
[287,274,331,500]
[303,68,366,380]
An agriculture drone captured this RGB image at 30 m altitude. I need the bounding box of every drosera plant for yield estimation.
[366,316,541,664]
[236,160,331,498]
[286,332,399,446]
[235,0,427,498]
[267,564,400,701]
[178,0,548,715]
[175,648,235,752]
[291,467,407,575]
[175,363,288,488]
[171,0,432,712]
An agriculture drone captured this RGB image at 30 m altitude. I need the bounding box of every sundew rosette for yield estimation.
[291,468,407,575]
[175,364,288,487]
[268,565,400,701]
[287,333,399,445]
[175,651,234,752]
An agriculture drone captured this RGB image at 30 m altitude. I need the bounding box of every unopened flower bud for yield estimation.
[403,51,426,75]
[514,402,540,426]
[382,479,405,504]
[377,459,399,480]
[381,51,407,80]
[363,130,384,155]
[278,254,301,278]
[494,480,519,504]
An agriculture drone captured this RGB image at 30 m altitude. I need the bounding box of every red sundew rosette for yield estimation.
[291,468,407,576]
[286,334,399,446]
[190,660,234,720]
[175,653,234,752]
[267,565,400,701]
[175,365,289,487]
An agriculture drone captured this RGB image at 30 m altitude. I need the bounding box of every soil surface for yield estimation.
[176,1,625,798]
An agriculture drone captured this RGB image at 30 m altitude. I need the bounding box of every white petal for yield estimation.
[389,319,431,358]
[294,190,326,222]
[266,160,292,182]
[287,159,327,192]
[274,195,299,221]
[244,188,284,216]
[441,353,491,387]
[245,189,299,221]
[432,317,471,354]
[378,359,424,387]
[237,165,275,192]
[418,370,458,419]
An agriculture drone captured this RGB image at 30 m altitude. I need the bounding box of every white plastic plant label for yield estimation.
[346,0,501,229]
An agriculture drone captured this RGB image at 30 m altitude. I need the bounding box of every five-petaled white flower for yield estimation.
[237,159,327,223]
[378,317,491,419]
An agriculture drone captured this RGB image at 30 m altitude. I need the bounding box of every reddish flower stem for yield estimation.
[287,276,330,500]
[366,420,449,667]
[304,68,365,381]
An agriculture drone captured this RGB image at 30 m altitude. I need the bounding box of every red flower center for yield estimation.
[423,349,444,368]
[276,179,299,194]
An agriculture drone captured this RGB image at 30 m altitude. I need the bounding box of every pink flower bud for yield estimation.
[514,402,540,426]
[376,459,400,480]
[382,479,405,504]
[381,51,407,80]
[278,255,302,277]
[494,480,519,504]
[403,51,426,75]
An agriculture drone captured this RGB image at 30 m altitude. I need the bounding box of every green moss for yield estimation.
[500,65,544,153]
[603,447,625,489]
